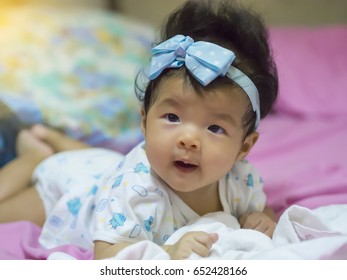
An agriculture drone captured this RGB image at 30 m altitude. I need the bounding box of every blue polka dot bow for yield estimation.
[147,34,261,128]
[148,34,235,86]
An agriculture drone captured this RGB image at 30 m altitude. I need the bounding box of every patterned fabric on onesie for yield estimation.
[33,148,123,249]
[219,159,266,219]
[93,142,267,247]
[34,141,266,250]
[93,143,178,246]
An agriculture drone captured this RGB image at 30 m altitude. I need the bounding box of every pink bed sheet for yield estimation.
[255,26,347,217]
[249,113,347,217]
[0,221,92,260]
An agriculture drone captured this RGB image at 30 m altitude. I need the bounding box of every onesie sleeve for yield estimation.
[223,160,267,217]
[92,163,168,245]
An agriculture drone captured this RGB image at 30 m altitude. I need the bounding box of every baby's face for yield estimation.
[141,76,256,195]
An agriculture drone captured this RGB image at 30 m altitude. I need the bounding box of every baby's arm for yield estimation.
[94,232,219,260]
[239,206,277,238]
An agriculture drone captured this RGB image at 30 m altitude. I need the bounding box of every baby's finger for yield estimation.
[253,219,268,230]
[209,233,219,244]
[191,241,211,257]
[242,218,261,229]
[191,232,218,257]
[263,227,274,238]
[194,232,216,248]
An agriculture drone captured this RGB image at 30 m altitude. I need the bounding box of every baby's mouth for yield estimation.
[174,161,198,173]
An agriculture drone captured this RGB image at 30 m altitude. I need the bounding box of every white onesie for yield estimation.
[34,141,266,250]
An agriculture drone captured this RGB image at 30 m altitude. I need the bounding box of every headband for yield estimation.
[148,34,260,128]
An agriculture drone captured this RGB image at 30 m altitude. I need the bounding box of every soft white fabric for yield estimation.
[48,204,347,260]
[110,204,347,260]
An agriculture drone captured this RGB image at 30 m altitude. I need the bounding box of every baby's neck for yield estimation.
[175,182,223,216]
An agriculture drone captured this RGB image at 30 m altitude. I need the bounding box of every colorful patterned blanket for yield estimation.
[0,6,154,154]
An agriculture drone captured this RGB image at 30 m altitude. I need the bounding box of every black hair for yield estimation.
[135,0,278,136]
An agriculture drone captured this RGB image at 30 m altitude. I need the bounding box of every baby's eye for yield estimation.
[165,113,180,122]
[208,124,225,134]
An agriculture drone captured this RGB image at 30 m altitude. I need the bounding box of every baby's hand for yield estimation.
[163,231,218,260]
[239,211,276,238]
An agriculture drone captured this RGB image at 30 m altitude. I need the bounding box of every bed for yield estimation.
[0,5,346,260]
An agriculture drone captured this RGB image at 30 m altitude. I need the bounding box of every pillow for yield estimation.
[269,26,347,117]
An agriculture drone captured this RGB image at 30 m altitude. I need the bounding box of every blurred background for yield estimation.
[1,0,347,26]
[114,0,347,26]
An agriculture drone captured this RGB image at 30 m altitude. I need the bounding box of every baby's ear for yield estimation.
[236,132,259,161]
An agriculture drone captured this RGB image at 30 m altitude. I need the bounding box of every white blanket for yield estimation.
[49,204,347,260]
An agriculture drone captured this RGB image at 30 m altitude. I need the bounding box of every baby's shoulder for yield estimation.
[223,160,263,189]
[230,159,260,176]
